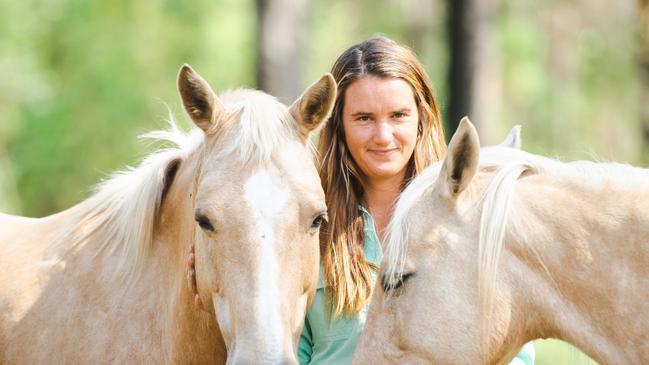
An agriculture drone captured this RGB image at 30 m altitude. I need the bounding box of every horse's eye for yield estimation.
[310,212,328,230]
[382,272,415,294]
[195,213,214,232]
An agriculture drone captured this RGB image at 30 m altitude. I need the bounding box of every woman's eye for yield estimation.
[393,112,406,118]
[356,115,371,121]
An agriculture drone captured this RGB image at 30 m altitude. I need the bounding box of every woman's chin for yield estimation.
[365,166,406,182]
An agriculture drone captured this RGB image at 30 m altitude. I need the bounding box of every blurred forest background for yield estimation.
[2,0,647,363]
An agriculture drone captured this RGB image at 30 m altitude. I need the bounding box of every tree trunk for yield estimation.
[640,0,649,157]
[446,0,500,142]
[402,0,435,54]
[256,0,310,103]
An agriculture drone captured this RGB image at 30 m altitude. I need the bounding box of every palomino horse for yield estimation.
[0,65,336,364]
[352,118,649,364]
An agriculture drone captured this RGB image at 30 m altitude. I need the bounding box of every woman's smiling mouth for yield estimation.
[368,148,399,157]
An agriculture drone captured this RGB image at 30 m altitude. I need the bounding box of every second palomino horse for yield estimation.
[353,118,649,364]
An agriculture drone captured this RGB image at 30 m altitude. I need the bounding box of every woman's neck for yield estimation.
[362,174,404,245]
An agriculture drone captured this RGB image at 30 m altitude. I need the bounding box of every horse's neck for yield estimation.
[513,173,649,363]
[45,152,223,362]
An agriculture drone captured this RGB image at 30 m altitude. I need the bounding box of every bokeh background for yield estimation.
[2,0,647,363]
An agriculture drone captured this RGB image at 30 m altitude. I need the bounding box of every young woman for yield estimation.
[297,37,535,365]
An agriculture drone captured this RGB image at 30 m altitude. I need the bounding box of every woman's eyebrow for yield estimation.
[350,111,373,117]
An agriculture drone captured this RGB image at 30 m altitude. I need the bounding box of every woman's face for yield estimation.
[342,75,419,185]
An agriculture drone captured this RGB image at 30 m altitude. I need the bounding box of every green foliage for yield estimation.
[497,0,642,162]
[0,0,255,216]
[535,339,596,365]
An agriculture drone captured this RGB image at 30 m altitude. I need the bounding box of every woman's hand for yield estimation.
[185,245,204,310]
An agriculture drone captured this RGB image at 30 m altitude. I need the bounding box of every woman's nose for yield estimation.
[373,120,393,144]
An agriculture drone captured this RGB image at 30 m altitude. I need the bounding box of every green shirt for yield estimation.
[297,207,382,365]
[297,207,535,365]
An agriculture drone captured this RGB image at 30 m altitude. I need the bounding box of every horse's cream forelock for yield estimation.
[212,90,297,167]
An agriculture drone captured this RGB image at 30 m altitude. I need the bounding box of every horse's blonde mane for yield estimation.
[49,90,298,281]
[48,115,202,280]
[384,145,649,306]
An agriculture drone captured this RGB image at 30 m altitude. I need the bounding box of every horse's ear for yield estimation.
[290,73,337,139]
[438,117,480,197]
[177,64,224,132]
[499,125,522,149]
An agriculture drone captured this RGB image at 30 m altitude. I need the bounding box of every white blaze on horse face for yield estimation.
[243,170,289,348]
[212,293,233,344]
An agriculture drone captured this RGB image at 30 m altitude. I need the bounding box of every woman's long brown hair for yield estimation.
[318,37,447,318]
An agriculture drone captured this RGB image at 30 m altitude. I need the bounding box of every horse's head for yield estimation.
[176,65,335,363]
[352,119,531,364]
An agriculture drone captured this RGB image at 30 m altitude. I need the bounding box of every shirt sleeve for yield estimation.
[297,316,313,365]
[508,342,535,365]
